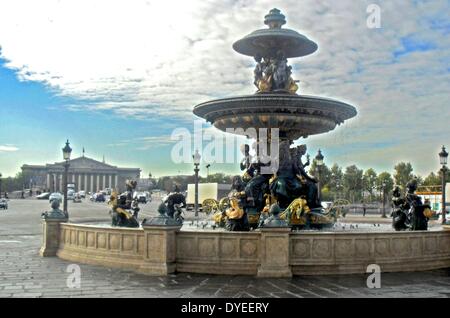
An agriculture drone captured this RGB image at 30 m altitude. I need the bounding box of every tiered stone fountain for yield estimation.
[194,8,357,228]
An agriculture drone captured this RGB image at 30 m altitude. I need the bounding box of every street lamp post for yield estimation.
[381,181,387,218]
[206,164,211,179]
[62,140,72,217]
[193,150,201,217]
[315,149,324,201]
[439,145,448,224]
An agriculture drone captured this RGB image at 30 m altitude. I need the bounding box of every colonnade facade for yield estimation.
[22,156,141,194]
[47,171,119,193]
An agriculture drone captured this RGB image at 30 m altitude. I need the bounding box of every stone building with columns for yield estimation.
[21,156,141,193]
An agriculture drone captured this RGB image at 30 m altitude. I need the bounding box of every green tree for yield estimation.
[309,160,331,189]
[205,173,229,184]
[438,168,450,183]
[394,162,413,188]
[376,172,394,202]
[328,163,343,199]
[423,172,440,187]
[363,168,378,201]
[0,172,26,192]
[343,165,363,202]
[157,176,174,192]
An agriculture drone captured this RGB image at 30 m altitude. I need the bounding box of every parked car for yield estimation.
[0,199,8,210]
[73,193,82,203]
[134,192,148,204]
[36,192,50,200]
[49,192,63,203]
[78,190,86,199]
[95,193,106,202]
[67,190,75,200]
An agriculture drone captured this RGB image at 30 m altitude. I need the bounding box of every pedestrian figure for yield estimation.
[362,202,367,217]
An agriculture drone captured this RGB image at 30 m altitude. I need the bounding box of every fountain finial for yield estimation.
[264,8,286,29]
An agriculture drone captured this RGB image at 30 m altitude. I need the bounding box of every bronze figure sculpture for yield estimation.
[109,180,139,228]
[391,180,432,231]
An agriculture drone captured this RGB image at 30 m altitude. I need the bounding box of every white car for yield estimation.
[49,192,63,203]
[78,190,86,198]
[67,190,75,200]
[134,192,148,204]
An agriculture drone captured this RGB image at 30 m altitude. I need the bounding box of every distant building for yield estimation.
[21,156,141,193]
[136,178,155,191]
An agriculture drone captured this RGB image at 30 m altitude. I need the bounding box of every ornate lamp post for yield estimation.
[381,181,387,218]
[62,140,72,216]
[439,145,448,224]
[0,173,2,199]
[193,150,201,217]
[315,149,324,201]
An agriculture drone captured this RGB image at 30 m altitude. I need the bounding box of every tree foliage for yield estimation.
[394,162,413,188]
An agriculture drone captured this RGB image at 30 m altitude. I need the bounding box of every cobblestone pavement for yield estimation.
[0,199,449,298]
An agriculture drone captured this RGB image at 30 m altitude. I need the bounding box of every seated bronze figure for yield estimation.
[109,180,139,228]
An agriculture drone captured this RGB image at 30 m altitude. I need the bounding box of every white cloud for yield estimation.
[0,0,449,175]
[0,145,19,152]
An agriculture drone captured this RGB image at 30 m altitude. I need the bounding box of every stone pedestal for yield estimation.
[138,224,182,276]
[39,218,68,257]
[257,227,292,277]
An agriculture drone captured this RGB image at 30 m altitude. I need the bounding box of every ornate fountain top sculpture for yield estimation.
[233,8,318,58]
[264,8,286,28]
[233,8,318,94]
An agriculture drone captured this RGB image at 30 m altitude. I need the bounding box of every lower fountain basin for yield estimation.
[193,93,357,140]
[49,220,450,277]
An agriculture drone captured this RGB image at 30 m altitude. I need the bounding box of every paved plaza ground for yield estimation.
[0,198,449,298]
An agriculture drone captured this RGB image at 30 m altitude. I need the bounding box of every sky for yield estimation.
[0,0,449,178]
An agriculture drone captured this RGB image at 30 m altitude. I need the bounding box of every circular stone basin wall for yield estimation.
[42,221,450,277]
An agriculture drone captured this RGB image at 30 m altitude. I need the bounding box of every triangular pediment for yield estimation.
[49,156,117,170]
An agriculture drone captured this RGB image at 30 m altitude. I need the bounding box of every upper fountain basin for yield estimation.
[193,93,357,140]
[233,28,318,58]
